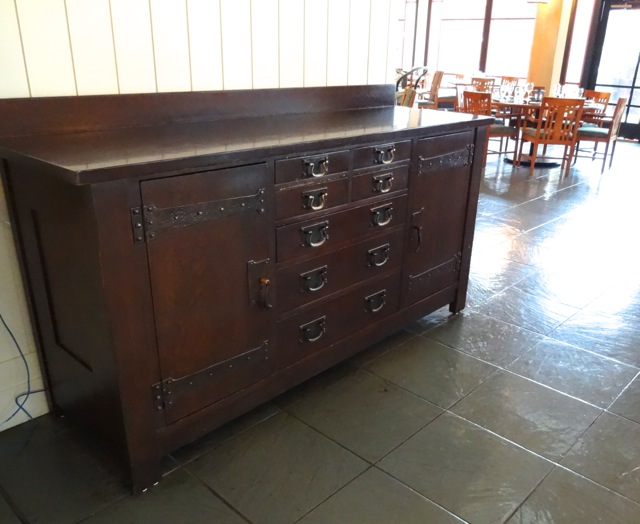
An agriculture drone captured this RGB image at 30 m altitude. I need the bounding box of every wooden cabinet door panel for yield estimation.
[140,164,273,423]
[404,131,474,304]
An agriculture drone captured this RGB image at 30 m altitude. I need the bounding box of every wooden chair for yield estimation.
[500,76,523,85]
[582,89,611,126]
[517,97,584,177]
[460,90,519,166]
[417,71,444,109]
[471,77,495,93]
[396,86,417,107]
[574,97,628,173]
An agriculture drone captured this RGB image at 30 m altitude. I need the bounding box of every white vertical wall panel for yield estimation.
[110,0,157,94]
[188,0,224,91]
[386,0,405,83]
[150,0,191,92]
[15,0,76,96]
[220,0,252,90]
[279,0,304,87]
[326,0,350,86]
[66,0,118,95]
[251,0,279,89]
[0,0,30,98]
[367,0,390,84]
[304,0,328,87]
[347,0,370,85]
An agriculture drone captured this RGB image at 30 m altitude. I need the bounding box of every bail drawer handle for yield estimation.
[374,145,396,165]
[302,156,330,178]
[365,290,387,313]
[371,205,393,227]
[302,188,328,211]
[300,316,326,343]
[300,266,328,292]
[367,244,390,267]
[373,173,394,193]
[301,221,329,247]
[259,277,273,309]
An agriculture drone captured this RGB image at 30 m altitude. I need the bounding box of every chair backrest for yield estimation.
[395,66,428,91]
[460,90,492,116]
[427,71,444,95]
[397,87,417,107]
[500,76,523,85]
[471,77,495,93]
[455,84,473,109]
[583,89,611,116]
[535,97,584,144]
[608,97,628,139]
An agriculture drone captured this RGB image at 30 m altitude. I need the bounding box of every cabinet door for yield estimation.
[404,131,475,305]
[140,164,273,424]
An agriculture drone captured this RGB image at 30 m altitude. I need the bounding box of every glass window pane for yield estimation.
[442,0,486,20]
[491,0,537,19]
[564,0,596,84]
[627,105,639,125]
[596,9,640,87]
[485,20,535,78]
[436,20,483,73]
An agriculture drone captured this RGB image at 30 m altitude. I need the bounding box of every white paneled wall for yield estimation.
[0,0,401,432]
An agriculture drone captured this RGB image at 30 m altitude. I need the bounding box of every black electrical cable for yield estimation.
[0,312,36,424]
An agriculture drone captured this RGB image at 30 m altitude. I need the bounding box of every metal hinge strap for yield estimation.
[418,145,474,174]
[408,252,462,289]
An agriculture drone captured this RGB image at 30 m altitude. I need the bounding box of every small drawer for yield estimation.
[275,175,349,221]
[352,163,409,201]
[276,272,401,362]
[353,140,412,169]
[275,150,351,184]
[276,228,405,313]
[276,195,408,263]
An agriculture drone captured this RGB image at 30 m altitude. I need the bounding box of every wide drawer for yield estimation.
[276,271,401,364]
[276,228,405,313]
[276,194,407,263]
[275,149,351,184]
[353,140,412,169]
[275,174,349,221]
[351,163,409,201]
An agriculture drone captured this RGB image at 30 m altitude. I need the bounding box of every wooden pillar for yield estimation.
[528,0,574,92]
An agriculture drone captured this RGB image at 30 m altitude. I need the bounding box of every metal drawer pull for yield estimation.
[259,277,273,309]
[367,244,390,267]
[300,221,329,247]
[374,145,396,164]
[302,188,328,210]
[302,156,330,178]
[300,316,326,343]
[301,266,328,292]
[371,205,393,227]
[365,290,386,313]
[373,173,394,193]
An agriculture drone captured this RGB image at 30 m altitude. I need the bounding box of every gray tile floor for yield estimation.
[2,140,640,523]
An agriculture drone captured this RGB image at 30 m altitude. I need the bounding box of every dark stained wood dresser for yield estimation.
[0,85,491,492]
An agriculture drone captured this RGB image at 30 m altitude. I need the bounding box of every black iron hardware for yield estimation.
[302,156,329,177]
[367,244,390,267]
[365,290,386,313]
[300,266,328,292]
[259,277,272,309]
[302,187,328,210]
[247,259,271,307]
[300,221,329,247]
[372,172,394,193]
[418,145,474,174]
[371,204,393,227]
[411,207,424,252]
[408,253,462,290]
[374,145,396,164]
[299,316,326,343]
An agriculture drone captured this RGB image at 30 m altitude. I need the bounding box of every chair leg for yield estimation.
[573,141,580,164]
[601,141,611,173]
[529,143,537,176]
[609,139,618,169]
[565,144,575,177]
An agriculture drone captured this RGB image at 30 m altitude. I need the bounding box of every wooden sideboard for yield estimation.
[0,85,491,492]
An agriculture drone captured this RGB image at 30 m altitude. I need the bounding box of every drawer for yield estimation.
[353,140,411,169]
[275,150,351,184]
[276,228,405,313]
[275,174,349,221]
[352,163,409,201]
[276,272,401,363]
[276,194,407,263]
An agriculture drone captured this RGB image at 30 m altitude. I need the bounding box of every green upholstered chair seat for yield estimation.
[417,100,436,107]
[490,124,515,134]
[577,126,609,139]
